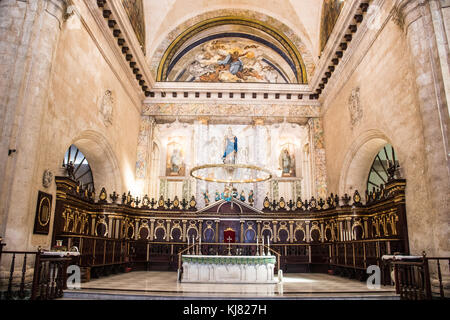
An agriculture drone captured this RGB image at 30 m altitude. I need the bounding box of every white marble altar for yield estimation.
[181,255,277,284]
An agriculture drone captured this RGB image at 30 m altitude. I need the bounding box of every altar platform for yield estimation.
[181,255,277,284]
[62,271,399,300]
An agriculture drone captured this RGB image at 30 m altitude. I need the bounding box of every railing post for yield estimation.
[393,261,400,295]
[0,237,4,267]
[31,249,42,300]
[422,252,432,300]
[436,259,444,299]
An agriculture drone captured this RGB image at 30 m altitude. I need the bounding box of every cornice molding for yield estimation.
[107,0,154,87]
[315,0,406,113]
[71,0,142,112]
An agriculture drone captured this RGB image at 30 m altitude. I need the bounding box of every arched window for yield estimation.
[366,144,399,191]
[62,145,94,190]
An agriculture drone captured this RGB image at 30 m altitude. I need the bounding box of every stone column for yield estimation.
[289,221,294,243]
[198,220,203,241]
[339,220,344,241]
[308,118,328,200]
[150,219,155,240]
[91,214,97,237]
[182,220,187,242]
[305,221,311,243]
[0,0,68,250]
[363,218,369,239]
[272,221,278,243]
[214,220,220,243]
[320,222,325,243]
[397,0,449,257]
[135,219,140,240]
[166,220,171,242]
[135,116,156,196]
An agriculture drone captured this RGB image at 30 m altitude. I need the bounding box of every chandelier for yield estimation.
[189,164,272,184]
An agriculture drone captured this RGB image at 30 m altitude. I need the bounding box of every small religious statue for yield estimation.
[232,187,238,198]
[240,190,246,202]
[65,161,75,180]
[203,191,210,206]
[280,148,292,176]
[215,190,220,201]
[222,127,238,164]
[248,190,254,206]
[222,184,232,201]
[170,148,183,175]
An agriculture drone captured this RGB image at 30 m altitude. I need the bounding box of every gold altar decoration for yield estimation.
[189,164,272,184]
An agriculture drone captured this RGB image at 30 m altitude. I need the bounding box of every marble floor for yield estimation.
[63,271,399,299]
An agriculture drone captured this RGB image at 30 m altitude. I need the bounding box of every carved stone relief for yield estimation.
[100,90,114,127]
[348,87,363,129]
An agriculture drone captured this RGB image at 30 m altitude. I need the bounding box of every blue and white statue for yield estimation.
[222,127,238,164]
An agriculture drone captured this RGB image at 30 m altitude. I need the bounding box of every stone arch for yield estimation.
[148,8,315,82]
[67,130,122,194]
[338,129,393,197]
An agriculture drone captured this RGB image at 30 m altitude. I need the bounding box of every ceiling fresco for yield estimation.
[320,0,345,53]
[167,38,296,83]
[157,16,308,84]
[122,0,146,52]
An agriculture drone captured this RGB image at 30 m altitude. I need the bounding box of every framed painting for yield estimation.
[33,191,53,235]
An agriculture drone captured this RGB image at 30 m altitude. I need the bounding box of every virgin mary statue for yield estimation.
[222,127,238,164]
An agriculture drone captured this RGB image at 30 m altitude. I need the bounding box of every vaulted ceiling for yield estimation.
[139,0,346,84]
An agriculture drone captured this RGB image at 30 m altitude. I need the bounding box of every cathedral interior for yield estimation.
[0,0,449,302]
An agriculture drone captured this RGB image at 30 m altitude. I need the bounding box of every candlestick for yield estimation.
[267,236,270,255]
[199,236,201,255]
[187,235,190,254]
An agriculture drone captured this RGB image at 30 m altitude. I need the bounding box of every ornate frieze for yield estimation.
[143,103,320,122]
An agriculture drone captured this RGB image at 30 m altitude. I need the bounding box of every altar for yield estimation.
[181,255,277,284]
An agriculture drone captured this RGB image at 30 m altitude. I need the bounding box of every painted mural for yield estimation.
[168,39,295,83]
[320,0,345,52]
[122,0,146,52]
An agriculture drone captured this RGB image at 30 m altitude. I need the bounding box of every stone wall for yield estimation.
[0,0,142,251]
[322,2,448,257]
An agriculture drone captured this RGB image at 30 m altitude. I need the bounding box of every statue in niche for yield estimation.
[221,184,232,201]
[222,127,238,164]
[248,190,254,206]
[279,147,295,177]
[166,145,185,176]
[203,191,210,206]
[232,187,238,198]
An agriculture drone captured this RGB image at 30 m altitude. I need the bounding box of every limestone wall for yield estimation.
[322,11,447,256]
[0,0,142,251]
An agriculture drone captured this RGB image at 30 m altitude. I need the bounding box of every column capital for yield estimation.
[394,0,429,30]
[45,0,69,24]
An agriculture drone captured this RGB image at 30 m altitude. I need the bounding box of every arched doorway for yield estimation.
[339,130,396,198]
[66,130,122,194]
